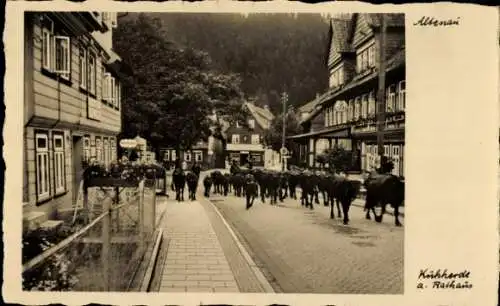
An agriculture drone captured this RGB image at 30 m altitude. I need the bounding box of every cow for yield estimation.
[203,175,213,197]
[317,172,331,207]
[245,174,259,209]
[363,173,405,226]
[186,171,199,201]
[266,171,282,205]
[299,170,316,209]
[231,173,246,197]
[172,167,186,202]
[223,173,231,196]
[287,169,300,200]
[210,171,225,195]
[326,175,361,225]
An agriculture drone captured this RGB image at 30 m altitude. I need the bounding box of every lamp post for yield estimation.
[376,14,387,171]
[281,91,288,172]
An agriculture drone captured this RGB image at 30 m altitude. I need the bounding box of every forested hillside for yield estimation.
[120,13,330,114]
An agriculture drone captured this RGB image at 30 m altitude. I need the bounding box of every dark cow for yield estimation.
[252,169,268,203]
[172,167,186,202]
[317,172,331,207]
[223,173,231,196]
[186,171,199,201]
[231,173,245,197]
[326,175,361,225]
[278,172,288,202]
[287,169,300,200]
[245,174,259,209]
[203,175,213,197]
[299,170,316,209]
[364,173,404,226]
[210,171,225,195]
[266,171,281,205]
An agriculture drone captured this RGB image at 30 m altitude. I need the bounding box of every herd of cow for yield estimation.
[171,167,405,227]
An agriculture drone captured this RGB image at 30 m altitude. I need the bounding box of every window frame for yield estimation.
[52,132,66,195]
[95,136,102,163]
[397,80,406,111]
[361,94,368,119]
[368,91,376,116]
[386,84,396,112]
[35,132,51,202]
[79,47,87,89]
[232,134,240,144]
[354,97,361,120]
[88,51,97,95]
[164,150,170,161]
[248,119,255,129]
[194,151,202,162]
[251,134,260,145]
[83,135,91,162]
[184,151,192,162]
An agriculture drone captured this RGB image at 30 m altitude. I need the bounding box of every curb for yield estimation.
[204,196,275,293]
[140,228,164,292]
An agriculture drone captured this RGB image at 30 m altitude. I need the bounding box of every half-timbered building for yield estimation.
[23,12,125,229]
[289,13,405,177]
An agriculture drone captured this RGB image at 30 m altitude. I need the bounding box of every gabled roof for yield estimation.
[244,102,274,130]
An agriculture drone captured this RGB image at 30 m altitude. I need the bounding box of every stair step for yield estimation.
[23,211,48,231]
[39,220,64,231]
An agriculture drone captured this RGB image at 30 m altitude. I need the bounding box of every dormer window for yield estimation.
[248,119,255,129]
[329,66,344,88]
[356,41,376,73]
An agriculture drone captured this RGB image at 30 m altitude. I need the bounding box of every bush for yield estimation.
[324,145,354,174]
[22,226,79,291]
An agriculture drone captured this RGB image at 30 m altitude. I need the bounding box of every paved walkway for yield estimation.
[158,200,239,293]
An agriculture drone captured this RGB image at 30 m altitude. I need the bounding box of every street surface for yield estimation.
[208,189,404,294]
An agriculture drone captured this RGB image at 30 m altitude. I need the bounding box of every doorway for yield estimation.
[72,135,84,203]
[240,152,249,166]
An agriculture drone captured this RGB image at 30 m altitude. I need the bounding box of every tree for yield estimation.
[114,14,248,158]
[263,110,302,165]
[324,145,354,174]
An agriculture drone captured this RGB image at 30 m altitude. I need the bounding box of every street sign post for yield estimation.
[280,147,288,156]
[119,139,138,149]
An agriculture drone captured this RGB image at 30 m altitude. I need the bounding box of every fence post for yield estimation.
[102,196,111,291]
[138,180,145,253]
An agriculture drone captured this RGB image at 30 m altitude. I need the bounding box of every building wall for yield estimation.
[352,14,374,48]
[23,12,123,218]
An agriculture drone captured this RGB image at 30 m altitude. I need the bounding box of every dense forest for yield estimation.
[119,13,330,115]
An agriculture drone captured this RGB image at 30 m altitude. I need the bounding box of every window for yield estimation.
[386,85,396,112]
[41,17,71,80]
[232,134,240,144]
[354,97,361,120]
[110,138,116,161]
[348,100,354,122]
[53,134,65,195]
[397,81,406,111]
[83,136,90,162]
[35,133,50,200]
[184,151,191,162]
[361,95,368,119]
[356,43,375,73]
[368,92,376,116]
[103,138,109,165]
[164,150,170,161]
[329,67,344,88]
[171,150,176,161]
[248,119,255,129]
[79,47,87,89]
[116,82,121,109]
[102,70,108,101]
[235,121,240,128]
[88,52,96,95]
[251,134,260,144]
[194,151,202,162]
[95,137,102,162]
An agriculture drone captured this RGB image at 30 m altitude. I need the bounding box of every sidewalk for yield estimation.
[157,199,239,292]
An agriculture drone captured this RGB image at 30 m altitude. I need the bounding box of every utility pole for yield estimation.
[376,15,387,171]
[281,90,288,172]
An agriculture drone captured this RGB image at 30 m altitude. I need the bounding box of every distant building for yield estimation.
[23,12,125,229]
[225,102,274,167]
[289,13,405,177]
[159,140,210,169]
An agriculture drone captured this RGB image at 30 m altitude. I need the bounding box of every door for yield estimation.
[392,145,401,176]
[72,135,84,203]
[240,153,249,166]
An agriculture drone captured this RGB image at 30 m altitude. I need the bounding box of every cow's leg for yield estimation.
[314,189,320,204]
[336,199,342,218]
[246,194,251,209]
[394,205,402,226]
[308,192,314,210]
[260,185,266,203]
[341,200,351,225]
[330,196,335,219]
[375,203,385,223]
[323,191,329,206]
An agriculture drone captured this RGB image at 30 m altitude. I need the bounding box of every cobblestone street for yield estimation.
[209,191,404,294]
